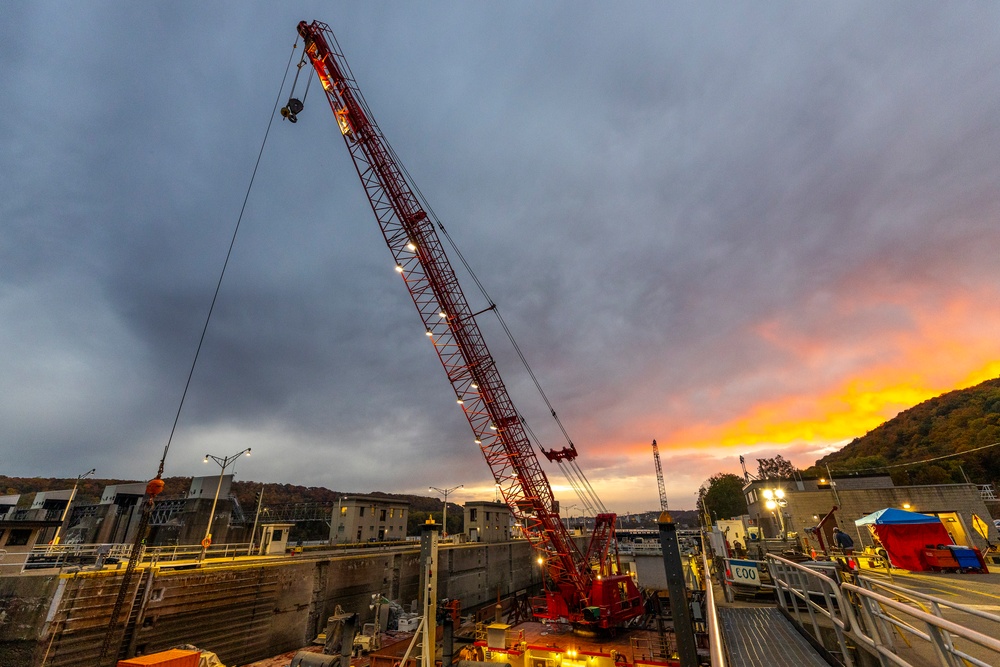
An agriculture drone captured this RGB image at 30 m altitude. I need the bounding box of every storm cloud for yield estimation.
[3,3,1000,511]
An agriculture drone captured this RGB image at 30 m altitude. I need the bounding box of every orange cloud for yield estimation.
[576,287,1000,511]
[657,288,1000,460]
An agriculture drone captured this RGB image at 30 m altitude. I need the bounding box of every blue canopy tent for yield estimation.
[855,508,952,570]
[856,508,942,526]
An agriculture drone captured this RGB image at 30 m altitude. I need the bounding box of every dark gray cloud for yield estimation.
[3,2,1000,511]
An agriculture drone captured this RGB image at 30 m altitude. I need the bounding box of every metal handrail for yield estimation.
[844,582,1000,667]
[618,541,665,555]
[858,575,1000,625]
[767,554,856,667]
[4,541,258,572]
[702,548,726,667]
[770,555,1000,667]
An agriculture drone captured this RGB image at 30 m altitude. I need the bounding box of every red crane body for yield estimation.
[295,20,641,628]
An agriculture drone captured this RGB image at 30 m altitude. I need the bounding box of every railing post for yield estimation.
[701,549,726,667]
[797,566,823,646]
[820,584,853,667]
[769,554,862,667]
[927,601,958,662]
[925,624,962,667]
[851,595,892,667]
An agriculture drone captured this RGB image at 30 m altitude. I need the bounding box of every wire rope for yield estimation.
[154,40,299,478]
[391,150,608,510]
[101,39,300,667]
[333,32,605,511]
[391,147,578,449]
[826,441,1000,474]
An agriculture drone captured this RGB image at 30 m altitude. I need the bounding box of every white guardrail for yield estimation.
[767,554,855,666]
[767,553,1000,667]
[1,542,256,573]
[702,548,726,667]
[852,576,1000,667]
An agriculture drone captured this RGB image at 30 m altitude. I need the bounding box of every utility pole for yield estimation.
[825,464,841,506]
[248,484,265,556]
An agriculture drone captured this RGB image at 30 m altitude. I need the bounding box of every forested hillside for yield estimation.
[812,376,1000,486]
[0,475,465,538]
[0,475,445,513]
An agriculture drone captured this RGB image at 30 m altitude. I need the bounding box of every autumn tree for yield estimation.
[698,473,748,522]
[756,455,796,480]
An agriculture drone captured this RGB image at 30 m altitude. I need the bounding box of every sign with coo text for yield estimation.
[728,559,761,587]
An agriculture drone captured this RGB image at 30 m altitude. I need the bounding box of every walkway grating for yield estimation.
[718,607,829,667]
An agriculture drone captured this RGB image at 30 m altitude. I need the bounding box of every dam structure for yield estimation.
[0,540,542,667]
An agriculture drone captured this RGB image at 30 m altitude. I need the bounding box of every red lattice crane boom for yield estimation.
[652,439,668,511]
[293,20,641,628]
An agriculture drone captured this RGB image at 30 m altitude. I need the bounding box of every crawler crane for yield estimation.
[289,20,642,629]
[652,439,669,511]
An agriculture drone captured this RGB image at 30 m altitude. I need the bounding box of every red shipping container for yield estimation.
[117,648,200,667]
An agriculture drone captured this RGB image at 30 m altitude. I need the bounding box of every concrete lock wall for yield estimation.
[0,574,63,666]
[0,540,542,667]
[439,542,541,608]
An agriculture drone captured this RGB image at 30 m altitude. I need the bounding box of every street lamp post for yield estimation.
[763,488,787,540]
[200,448,250,561]
[563,504,578,531]
[52,468,96,546]
[429,484,463,538]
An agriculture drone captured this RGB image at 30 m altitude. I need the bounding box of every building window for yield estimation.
[6,529,31,546]
[359,507,365,517]
[340,507,347,516]
[486,512,491,520]
[470,509,478,521]
[380,509,387,521]
[338,525,345,532]
[389,508,395,518]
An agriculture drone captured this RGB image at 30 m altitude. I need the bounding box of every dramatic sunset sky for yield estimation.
[3,3,999,512]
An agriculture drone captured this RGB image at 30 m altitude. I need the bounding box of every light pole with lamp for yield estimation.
[563,504,578,532]
[200,448,250,560]
[762,488,787,540]
[429,484,463,538]
[52,468,96,546]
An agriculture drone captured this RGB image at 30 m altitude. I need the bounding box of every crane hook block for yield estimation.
[281,98,304,123]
